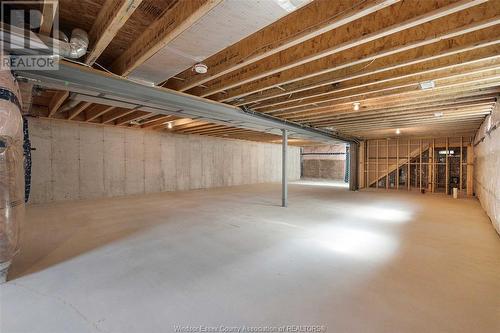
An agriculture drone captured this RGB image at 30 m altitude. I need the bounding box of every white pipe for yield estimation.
[0,55,25,283]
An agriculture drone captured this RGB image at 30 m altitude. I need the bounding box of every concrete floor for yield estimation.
[1,181,499,333]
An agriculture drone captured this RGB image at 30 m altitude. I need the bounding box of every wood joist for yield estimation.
[232,36,500,107]
[184,0,496,98]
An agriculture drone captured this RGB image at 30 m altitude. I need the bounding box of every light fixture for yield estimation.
[167,121,173,129]
[434,112,444,117]
[130,120,141,126]
[396,128,401,135]
[353,102,361,111]
[419,80,435,90]
[193,63,208,74]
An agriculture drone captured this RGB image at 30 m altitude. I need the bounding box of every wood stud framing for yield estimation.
[360,137,474,196]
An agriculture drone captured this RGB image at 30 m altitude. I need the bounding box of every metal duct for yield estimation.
[0,24,88,59]
[58,28,89,59]
[0,58,25,283]
[58,93,79,113]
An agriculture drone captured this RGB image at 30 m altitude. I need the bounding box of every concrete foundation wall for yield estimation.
[474,102,500,235]
[28,118,301,204]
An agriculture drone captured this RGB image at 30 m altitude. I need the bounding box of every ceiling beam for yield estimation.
[330,117,486,131]
[286,92,499,121]
[141,115,176,129]
[114,111,151,126]
[256,69,500,114]
[252,57,500,110]
[47,90,69,117]
[177,124,222,133]
[101,108,135,123]
[311,101,494,122]
[111,0,223,76]
[68,101,92,120]
[188,0,491,97]
[86,105,115,121]
[228,30,500,105]
[39,0,58,36]
[85,0,143,65]
[272,87,500,118]
[305,98,497,123]
[324,107,492,127]
[164,0,399,91]
[172,121,210,131]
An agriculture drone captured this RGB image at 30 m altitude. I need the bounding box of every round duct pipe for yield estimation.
[58,28,89,59]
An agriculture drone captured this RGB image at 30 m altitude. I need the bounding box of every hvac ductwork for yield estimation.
[58,29,89,59]
[0,57,25,283]
[0,24,89,60]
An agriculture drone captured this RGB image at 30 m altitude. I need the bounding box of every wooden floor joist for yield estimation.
[164,0,399,91]
[188,0,493,98]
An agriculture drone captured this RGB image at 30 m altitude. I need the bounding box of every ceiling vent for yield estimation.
[419,80,435,90]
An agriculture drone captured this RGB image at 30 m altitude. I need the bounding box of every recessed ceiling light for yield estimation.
[434,112,444,117]
[193,63,208,74]
[353,102,361,111]
[419,80,435,90]
[396,128,401,135]
[167,122,173,129]
[130,120,141,126]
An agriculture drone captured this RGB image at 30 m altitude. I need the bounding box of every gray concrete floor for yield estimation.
[1,181,499,333]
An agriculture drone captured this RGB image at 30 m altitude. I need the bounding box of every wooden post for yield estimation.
[396,139,399,190]
[386,139,389,189]
[419,139,422,191]
[359,141,365,189]
[460,136,463,192]
[445,137,449,195]
[407,139,410,191]
[366,141,370,188]
[427,140,432,191]
[467,144,474,196]
[432,139,435,193]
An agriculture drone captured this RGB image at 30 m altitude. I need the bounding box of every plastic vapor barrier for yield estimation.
[0,62,25,283]
[474,101,500,235]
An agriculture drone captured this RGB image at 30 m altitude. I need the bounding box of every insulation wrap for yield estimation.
[0,65,24,283]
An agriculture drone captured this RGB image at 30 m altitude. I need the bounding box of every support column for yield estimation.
[349,142,359,191]
[282,129,288,208]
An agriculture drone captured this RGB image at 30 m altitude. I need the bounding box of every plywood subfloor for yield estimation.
[2,182,499,332]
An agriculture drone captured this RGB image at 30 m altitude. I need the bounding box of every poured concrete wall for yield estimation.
[28,118,301,204]
[474,102,500,235]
